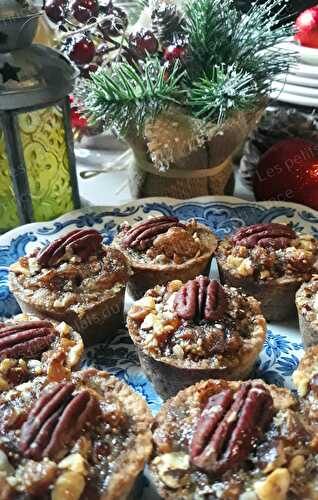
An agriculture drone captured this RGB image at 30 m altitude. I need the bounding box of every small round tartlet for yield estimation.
[295,275,318,348]
[293,346,318,450]
[216,223,317,321]
[0,368,152,500]
[9,229,131,346]
[127,277,266,399]
[112,216,218,299]
[150,378,318,500]
[0,313,83,391]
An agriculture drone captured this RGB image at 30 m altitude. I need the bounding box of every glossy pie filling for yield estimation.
[115,218,215,266]
[127,280,266,369]
[150,379,318,500]
[0,369,152,500]
[0,314,83,391]
[217,233,317,282]
[9,246,130,314]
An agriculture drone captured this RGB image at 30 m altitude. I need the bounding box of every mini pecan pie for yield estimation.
[0,313,83,391]
[0,368,152,500]
[9,229,131,346]
[293,347,318,453]
[127,277,266,399]
[150,378,318,499]
[112,216,218,299]
[295,275,318,348]
[216,223,318,321]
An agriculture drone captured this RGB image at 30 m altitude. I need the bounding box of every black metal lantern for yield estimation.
[0,0,80,233]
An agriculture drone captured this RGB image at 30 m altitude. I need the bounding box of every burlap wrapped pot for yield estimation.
[125,106,265,199]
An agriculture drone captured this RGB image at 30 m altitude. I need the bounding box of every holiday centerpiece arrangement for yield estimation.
[44,0,293,198]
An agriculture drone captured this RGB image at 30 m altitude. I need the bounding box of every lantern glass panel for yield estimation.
[0,123,20,232]
[18,103,75,221]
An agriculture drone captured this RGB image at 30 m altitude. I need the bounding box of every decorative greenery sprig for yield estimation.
[187,65,258,123]
[78,58,184,133]
[78,0,294,134]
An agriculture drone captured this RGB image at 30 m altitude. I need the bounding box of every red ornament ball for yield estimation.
[295,6,318,48]
[253,138,318,210]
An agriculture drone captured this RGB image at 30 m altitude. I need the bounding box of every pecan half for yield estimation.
[190,382,274,475]
[174,277,227,322]
[0,321,56,360]
[123,216,186,251]
[37,229,103,267]
[231,223,296,249]
[20,382,98,461]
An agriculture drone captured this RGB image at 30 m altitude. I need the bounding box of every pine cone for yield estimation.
[152,3,185,46]
[239,103,318,186]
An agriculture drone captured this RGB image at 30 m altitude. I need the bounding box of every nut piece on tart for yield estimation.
[150,378,318,500]
[295,275,318,349]
[127,276,266,399]
[112,216,218,299]
[9,229,131,346]
[0,369,152,500]
[0,314,83,391]
[293,346,318,454]
[216,223,318,321]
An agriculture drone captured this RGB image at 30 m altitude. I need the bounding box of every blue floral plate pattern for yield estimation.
[1,195,317,499]
[1,196,318,411]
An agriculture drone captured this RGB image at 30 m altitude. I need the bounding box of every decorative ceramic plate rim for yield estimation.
[1,195,318,499]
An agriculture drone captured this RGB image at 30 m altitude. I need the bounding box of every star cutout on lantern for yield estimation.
[0,62,21,83]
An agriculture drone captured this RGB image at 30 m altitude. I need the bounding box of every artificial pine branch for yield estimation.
[77,58,184,134]
[188,65,258,123]
[184,0,293,85]
[79,0,294,134]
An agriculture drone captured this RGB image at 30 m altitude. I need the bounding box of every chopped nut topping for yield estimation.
[254,468,290,500]
[128,280,265,364]
[151,379,317,500]
[10,246,130,316]
[218,229,317,282]
[115,218,216,266]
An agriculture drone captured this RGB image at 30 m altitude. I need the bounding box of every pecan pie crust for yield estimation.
[127,279,266,398]
[113,217,218,299]
[216,223,318,321]
[295,275,318,348]
[0,314,83,391]
[9,230,131,346]
[0,368,152,500]
[150,378,318,500]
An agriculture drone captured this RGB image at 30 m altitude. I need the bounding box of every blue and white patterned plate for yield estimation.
[1,195,317,414]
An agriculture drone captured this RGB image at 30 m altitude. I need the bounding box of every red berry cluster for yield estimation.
[44,0,187,78]
[44,0,128,77]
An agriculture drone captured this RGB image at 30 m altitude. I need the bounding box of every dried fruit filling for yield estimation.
[9,229,130,312]
[128,278,265,363]
[150,379,318,499]
[217,223,317,281]
[0,371,140,499]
